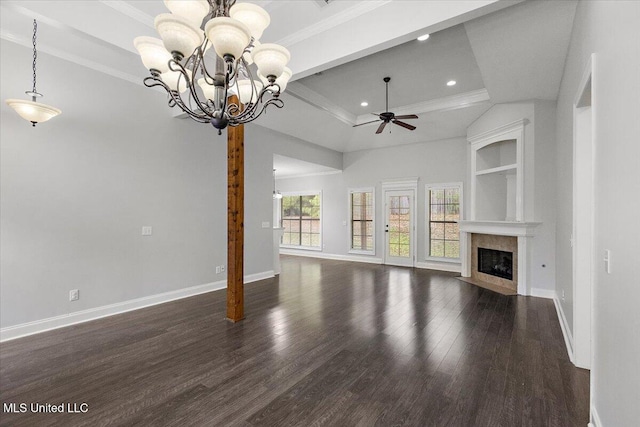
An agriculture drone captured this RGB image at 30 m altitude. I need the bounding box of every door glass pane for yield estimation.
[388,195,411,258]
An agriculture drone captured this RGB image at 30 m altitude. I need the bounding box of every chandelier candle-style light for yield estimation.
[5,19,61,127]
[135,0,291,135]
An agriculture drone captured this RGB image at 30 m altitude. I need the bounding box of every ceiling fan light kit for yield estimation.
[135,0,291,134]
[353,77,418,134]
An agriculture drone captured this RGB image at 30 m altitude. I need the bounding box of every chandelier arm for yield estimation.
[232,98,284,125]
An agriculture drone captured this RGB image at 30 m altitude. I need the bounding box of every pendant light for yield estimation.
[5,20,61,127]
[273,169,282,199]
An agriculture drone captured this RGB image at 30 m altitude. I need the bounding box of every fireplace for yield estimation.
[478,248,513,280]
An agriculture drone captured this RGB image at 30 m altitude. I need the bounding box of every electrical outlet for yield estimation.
[142,226,153,236]
[262,221,270,228]
[69,289,79,301]
[216,266,221,274]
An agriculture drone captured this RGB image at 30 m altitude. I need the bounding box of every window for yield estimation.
[281,192,321,249]
[426,183,462,260]
[349,188,375,254]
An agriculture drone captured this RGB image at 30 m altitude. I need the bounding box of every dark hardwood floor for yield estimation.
[0,256,589,426]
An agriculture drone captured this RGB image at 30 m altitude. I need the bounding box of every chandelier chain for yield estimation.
[32,19,37,93]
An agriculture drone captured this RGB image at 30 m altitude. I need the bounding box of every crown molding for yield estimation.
[275,0,392,47]
[99,0,154,29]
[467,118,528,144]
[286,81,357,126]
[0,29,143,88]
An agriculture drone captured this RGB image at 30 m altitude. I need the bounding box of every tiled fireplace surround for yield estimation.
[459,221,540,296]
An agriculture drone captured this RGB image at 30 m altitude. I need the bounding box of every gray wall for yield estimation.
[554,2,640,425]
[277,137,468,264]
[0,39,342,329]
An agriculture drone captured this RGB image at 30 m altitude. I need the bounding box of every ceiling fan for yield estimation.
[353,77,418,134]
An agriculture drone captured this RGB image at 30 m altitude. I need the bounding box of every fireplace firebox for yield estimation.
[478,248,513,280]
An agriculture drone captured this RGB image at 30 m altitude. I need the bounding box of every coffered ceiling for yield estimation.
[0,0,578,153]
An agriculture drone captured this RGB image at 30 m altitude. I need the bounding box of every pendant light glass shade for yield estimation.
[251,43,290,79]
[229,3,270,41]
[205,17,251,60]
[161,69,192,93]
[133,36,172,73]
[155,13,204,59]
[6,99,61,125]
[5,19,61,127]
[163,0,210,27]
[258,66,292,93]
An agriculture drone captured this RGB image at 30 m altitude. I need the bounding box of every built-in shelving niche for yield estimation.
[469,120,526,222]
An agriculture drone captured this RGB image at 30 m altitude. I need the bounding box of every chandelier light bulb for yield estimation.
[236,79,263,105]
[229,2,271,41]
[160,69,193,93]
[163,0,210,27]
[258,66,292,93]
[205,17,252,60]
[252,43,290,80]
[197,77,217,100]
[155,13,204,60]
[134,36,172,73]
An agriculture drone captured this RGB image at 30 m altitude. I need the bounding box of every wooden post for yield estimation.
[227,95,244,322]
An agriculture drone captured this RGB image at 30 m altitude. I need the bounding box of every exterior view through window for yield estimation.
[428,185,461,259]
[281,194,321,248]
[350,190,374,253]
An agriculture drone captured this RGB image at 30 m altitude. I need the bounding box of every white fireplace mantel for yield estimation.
[459,220,541,236]
[458,220,541,296]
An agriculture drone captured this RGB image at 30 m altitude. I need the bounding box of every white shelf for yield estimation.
[475,163,517,176]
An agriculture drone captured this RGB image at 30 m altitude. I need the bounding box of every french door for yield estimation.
[384,189,415,267]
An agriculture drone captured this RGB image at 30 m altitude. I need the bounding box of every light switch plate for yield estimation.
[142,226,153,236]
[262,221,270,228]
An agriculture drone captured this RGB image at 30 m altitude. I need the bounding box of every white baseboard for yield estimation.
[529,288,556,299]
[588,405,602,427]
[245,270,275,283]
[1,270,275,343]
[415,261,461,273]
[553,293,575,363]
[279,249,383,265]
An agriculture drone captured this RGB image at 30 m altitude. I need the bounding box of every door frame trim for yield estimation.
[382,178,419,267]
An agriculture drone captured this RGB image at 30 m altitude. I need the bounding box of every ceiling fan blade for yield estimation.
[353,119,381,128]
[376,121,387,134]
[392,120,416,131]
[394,114,418,120]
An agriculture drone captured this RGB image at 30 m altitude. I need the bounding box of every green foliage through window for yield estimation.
[350,191,374,252]
[281,194,321,248]
[428,186,460,259]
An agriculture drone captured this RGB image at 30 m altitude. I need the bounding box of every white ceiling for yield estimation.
[0,0,577,157]
[273,154,341,179]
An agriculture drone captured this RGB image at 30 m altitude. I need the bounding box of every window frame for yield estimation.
[348,187,376,256]
[279,190,323,251]
[425,182,463,263]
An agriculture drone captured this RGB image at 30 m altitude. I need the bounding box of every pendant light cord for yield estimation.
[32,19,37,94]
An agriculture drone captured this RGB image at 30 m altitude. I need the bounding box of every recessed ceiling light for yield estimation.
[447,80,457,86]
[417,33,430,41]
[360,101,369,107]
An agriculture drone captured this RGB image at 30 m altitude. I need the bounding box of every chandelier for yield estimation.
[134,0,291,135]
[5,19,61,127]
